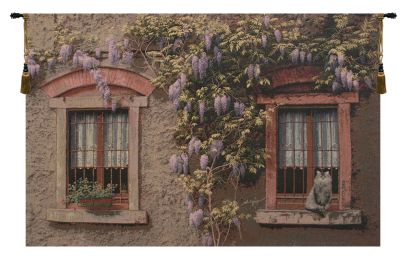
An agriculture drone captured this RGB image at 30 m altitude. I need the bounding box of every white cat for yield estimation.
[305,170,332,216]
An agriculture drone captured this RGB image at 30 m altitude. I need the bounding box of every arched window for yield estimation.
[256,65,361,225]
[42,67,155,224]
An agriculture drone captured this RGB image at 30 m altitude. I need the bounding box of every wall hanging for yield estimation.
[11,13,395,246]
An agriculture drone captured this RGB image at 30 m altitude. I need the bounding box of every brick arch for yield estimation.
[41,67,155,98]
[263,65,322,93]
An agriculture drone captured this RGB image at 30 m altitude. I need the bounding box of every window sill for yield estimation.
[255,209,362,225]
[46,208,148,224]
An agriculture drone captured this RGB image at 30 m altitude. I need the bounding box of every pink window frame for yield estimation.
[257,92,359,210]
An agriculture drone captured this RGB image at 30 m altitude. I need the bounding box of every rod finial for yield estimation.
[10,13,24,19]
[384,13,397,19]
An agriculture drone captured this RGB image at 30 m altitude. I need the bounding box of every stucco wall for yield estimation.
[26,14,380,246]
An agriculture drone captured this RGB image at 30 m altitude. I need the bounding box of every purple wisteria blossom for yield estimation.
[210,140,223,159]
[291,48,300,64]
[274,29,282,43]
[199,101,205,123]
[59,44,72,63]
[200,155,209,170]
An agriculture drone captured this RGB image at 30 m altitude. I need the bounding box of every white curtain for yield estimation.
[104,111,128,168]
[278,111,307,167]
[70,111,128,169]
[313,110,339,168]
[70,112,97,168]
[278,109,339,168]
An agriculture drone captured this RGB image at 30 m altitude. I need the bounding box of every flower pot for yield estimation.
[79,198,113,208]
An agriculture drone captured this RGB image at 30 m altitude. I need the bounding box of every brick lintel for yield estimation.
[41,67,155,98]
[257,92,359,105]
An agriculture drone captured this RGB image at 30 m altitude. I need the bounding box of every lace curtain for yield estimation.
[313,110,339,168]
[103,112,128,168]
[69,111,128,169]
[278,109,339,168]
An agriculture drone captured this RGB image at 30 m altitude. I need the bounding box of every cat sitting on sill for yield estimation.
[305,170,332,217]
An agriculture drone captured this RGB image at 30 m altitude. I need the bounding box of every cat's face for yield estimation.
[323,171,331,178]
[316,170,331,179]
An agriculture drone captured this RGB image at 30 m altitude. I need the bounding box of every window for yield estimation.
[255,70,361,225]
[43,68,153,224]
[68,110,129,209]
[276,108,339,210]
[46,95,149,224]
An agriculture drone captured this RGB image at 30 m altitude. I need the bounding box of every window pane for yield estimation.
[112,169,120,193]
[69,122,77,169]
[121,168,128,193]
[104,168,112,189]
[104,168,128,193]
[313,110,339,168]
[294,167,305,193]
[69,111,98,168]
[69,169,76,187]
[84,168,96,183]
[294,112,306,166]
[278,110,308,195]
[277,168,284,193]
[285,168,294,193]
[104,111,129,168]
[278,110,307,167]
[332,167,339,194]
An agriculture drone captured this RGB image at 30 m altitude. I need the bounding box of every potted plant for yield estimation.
[66,178,117,209]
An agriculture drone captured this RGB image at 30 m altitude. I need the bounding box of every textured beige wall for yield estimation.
[26,14,380,246]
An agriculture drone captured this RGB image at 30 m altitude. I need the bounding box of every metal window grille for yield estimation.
[68,110,129,209]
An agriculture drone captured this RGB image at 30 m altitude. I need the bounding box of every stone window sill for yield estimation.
[46,208,148,224]
[255,209,362,225]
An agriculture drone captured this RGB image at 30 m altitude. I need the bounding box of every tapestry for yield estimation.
[23,14,381,246]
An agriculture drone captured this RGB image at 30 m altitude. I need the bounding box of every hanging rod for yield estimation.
[10,12,398,19]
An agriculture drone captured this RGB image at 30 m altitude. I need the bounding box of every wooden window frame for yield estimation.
[46,96,148,224]
[276,107,340,210]
[67,110,130,210]
[258,92,359,211]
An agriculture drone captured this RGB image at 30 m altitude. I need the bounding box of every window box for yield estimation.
[79,198,113,208]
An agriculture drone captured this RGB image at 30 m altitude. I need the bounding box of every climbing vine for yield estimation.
[27,14,379,246]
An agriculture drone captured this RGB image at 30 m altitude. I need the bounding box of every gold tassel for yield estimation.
[376,14,386,94]
[21,63,31,94]
[376,64,386,94]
